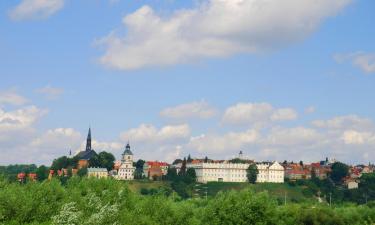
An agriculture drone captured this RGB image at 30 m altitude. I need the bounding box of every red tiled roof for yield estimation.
[146,161,169,167]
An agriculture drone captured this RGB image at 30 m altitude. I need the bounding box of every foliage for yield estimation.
[247,164,258,184]
[0,177,375,225]
[330,162,349,184]
[51,156,78,171]
[134,159,145,179]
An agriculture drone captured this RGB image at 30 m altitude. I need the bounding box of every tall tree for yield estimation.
[187,154,192,163]
[36,165,48,181]
[185,168,197,184]
[247,164,258,184]
[134,159,146,179]
[98,151,115,171]
[330,162,349,183]
[178,157,187,176]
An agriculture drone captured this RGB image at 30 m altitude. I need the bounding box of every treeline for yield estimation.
[288,172,375,204]
[0,177,374,225]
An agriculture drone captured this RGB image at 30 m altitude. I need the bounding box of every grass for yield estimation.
[123,180,319,203]
[194,182,317,203]
[125,179,171,193]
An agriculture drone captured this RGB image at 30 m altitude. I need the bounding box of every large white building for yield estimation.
[256,162,284,183]
[117,143,135,180]
[188,162,249,183]
[184,161,284,183]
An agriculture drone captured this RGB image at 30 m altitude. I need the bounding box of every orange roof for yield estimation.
[146,161,169,167]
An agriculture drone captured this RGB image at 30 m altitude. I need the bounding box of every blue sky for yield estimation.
[0,0,374,165]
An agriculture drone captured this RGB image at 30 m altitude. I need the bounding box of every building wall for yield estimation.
[118,154,135,180]
[88,171,108,178]
[257,163,284,183]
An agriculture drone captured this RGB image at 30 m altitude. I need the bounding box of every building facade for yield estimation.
[189,162,249,183]
[88,168,108,178]
[117,143,135,180]
[256,162,284,183]
[143,161,169,179]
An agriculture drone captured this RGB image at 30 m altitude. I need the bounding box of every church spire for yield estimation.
[85,127,91,151]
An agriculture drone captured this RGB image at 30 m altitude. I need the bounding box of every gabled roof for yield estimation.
[76,149,97,160]
[88,168,108,173]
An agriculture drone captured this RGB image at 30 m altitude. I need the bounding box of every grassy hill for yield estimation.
[125,180,319,203]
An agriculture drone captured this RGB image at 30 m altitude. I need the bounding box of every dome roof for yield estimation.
[123,143,133,155]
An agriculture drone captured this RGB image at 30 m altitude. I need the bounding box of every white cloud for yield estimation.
[120,123,190,144]
[31,128,82,149]
[98,0,351,70]
[0,89,28,106]
[36,85,64,100]
[312,115,374,131]
[262,126,322,147]
[270,108,298,121]
[0,105,48,131]
[222,102,297,126]
[334,52,375,74]
[189,129,259,154]
[9,0,64,21]
[341,130,375,145]
[160,100,217,120]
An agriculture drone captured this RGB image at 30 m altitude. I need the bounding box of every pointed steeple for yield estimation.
[85,127,92,151]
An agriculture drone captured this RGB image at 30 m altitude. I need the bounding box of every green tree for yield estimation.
[36,165,49,181]
[178,157,187,176]
[98,151,115,171]
[247,164,258,184]
[134,159,145,179]
[166,167,178,181]
[187,154,192,163]
[88,154,101,168]
[185,168,196,184]
[330,162,349,183]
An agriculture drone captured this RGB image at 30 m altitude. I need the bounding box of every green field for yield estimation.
[193,182,317,203]
[126,180,171,192]
[125,180,318,203]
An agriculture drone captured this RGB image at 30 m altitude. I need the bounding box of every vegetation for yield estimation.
[247,164,258,184]
[0,177,374,225]
[330,162,349,184]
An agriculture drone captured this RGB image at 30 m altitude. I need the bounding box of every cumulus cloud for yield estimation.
[120,123,190,144]
[9,0,64,21]
[312,115,374,131]
[334,52,375,74]
[0,105,48,131]
[0,89,28,106]
[188,129,259,154]
[36,85,64,100]
[341,130,375,145]
[222,102,297,126]
[160,100,217,120]
[97,0,352,70]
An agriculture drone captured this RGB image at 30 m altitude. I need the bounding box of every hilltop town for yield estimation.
[9,128,374,197]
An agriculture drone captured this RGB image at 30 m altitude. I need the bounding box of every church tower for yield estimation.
[118,142,135,180]
[85,127,92,151]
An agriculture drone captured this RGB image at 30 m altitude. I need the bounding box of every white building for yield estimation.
[183,161,284,183]
[87,168,108,178]
[188,162,249,183]
[117,143,135,180]
[256,162,284,183]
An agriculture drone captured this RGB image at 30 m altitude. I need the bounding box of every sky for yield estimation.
[0,0,375,165]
